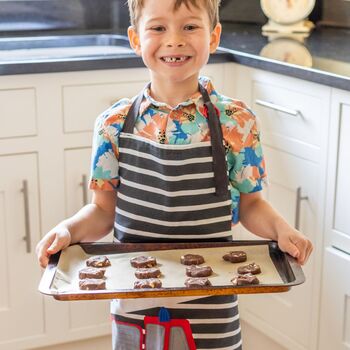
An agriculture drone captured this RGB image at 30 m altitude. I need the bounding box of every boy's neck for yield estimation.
[149,76,199,108]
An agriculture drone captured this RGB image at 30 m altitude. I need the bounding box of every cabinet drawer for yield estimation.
[252,80,325,160]
[63,80,148,133]
[0,88,37,139]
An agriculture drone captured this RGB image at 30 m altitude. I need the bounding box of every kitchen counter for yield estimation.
[0,23,349,91]
[219,23,350,91]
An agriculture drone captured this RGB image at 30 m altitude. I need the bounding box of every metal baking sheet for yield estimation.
[38,240,305,300]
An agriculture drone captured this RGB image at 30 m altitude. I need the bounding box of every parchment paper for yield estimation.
[51,244,283,293]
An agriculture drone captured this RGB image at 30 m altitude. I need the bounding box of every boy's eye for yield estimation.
[184,24,198,31]
[151,26,165,32]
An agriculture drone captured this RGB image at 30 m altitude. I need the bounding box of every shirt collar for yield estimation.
[139,76,216,115]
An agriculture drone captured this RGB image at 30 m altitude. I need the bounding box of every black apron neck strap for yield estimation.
[198,83,228,196]
[122,82,228,196]
[122,83,150,134]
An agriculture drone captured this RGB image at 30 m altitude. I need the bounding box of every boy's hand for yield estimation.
[277,228,313,265]
[36,226,71,268]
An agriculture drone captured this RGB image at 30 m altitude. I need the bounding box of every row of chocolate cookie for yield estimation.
[181,253,213,288]
[79,255,111,290]
[130,255,163,289]
[222,251,261,286]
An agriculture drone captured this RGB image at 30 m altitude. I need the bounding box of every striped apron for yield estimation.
[111,84,242,350]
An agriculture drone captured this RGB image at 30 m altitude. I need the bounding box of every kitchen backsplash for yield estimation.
[0,0,349,34]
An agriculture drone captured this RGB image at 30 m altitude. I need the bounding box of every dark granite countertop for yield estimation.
[219,23,350,91]
[0,23,349,91]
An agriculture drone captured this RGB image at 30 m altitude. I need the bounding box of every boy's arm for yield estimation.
[239,191,313,265]
[36,190,116,268]
[68,190,116,244]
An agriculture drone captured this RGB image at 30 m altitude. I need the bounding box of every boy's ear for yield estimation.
[128,26,142,56]
[209,23,222,54]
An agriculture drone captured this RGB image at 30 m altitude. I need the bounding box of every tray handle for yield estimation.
[38,251,61,295]
[285,253,306,286]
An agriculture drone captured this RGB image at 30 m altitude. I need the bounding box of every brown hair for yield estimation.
[127,0,221,30]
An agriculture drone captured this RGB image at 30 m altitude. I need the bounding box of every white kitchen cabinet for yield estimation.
[319,247,350,350]
[230,64,330,350]
[0,153,44,349]
[318,88,350,350]
[323,89,350,254]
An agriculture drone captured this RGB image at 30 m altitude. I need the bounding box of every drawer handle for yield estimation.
[295,187,309,230]
[255,99,301,117]
[21,180,32,254]
[80,174,89,206]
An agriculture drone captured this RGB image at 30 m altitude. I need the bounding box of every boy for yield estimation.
[36,0,313,349]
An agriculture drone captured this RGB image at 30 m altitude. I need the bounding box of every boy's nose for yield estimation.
[166,35,185,48]
[166,42,185,48]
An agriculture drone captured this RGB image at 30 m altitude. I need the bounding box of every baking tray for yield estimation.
[38,240,305,300]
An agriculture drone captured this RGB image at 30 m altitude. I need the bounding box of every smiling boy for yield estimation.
[127,0,222,107]
[36,0,313,349]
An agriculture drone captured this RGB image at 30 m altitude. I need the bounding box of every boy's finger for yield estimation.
[37,244,50,268]
[296,241,308,265]
[285,241,299,259]
[304,243,313,264]
[47,235,60,253]
[39,254,49,268]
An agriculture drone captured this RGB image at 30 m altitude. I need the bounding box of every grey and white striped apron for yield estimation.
[111,84,242,350]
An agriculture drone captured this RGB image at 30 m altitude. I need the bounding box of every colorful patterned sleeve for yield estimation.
[222,100,268,194]
[89,99,131,191]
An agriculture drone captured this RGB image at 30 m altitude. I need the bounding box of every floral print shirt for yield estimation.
[90,76,267,224]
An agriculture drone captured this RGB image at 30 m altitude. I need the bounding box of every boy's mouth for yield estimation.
[160,56,191,63]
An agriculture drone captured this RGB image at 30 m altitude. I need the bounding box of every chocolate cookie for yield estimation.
[130,255,157,268]
[186,265,213,277]
[184,277,212,288]
[231,273,259,286]
[79,278,106,290]
[222,251,247,263]
[86,255,111,268]
[237,262,261,275]
[79,267,106,279]
[135,267,161,279]
[133,278,162,289]
[180,254,205,265]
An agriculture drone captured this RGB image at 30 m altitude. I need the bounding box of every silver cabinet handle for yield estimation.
[21,180,31,253]
[255,99,301,117]
[80,174,88,206]
[295,187,308,230]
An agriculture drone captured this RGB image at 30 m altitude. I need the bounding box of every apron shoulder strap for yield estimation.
[199,84,228,196]
[122,83,149,134]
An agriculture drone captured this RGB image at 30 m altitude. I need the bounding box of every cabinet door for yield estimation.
[326,90,350,253]
[319,247,350,350]
[239,146,321,350]
[64,148,111,333]
[0,154,44,347]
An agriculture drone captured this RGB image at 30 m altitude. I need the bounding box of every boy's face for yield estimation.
[128,0,221,85]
